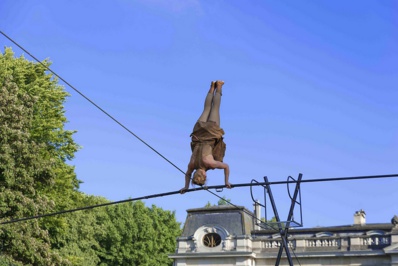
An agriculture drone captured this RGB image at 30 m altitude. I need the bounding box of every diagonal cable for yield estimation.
[0,30,186,175]
[3,31,397,242]
[0,31,251,215]
[3,174,397,226]
[0,30,255,222]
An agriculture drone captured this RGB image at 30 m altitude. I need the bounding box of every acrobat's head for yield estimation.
[192,168,207,186]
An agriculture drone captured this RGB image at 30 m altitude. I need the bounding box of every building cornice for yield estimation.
[169,251,256,259]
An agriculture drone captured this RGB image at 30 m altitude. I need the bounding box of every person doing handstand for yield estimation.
[180,80,232,194]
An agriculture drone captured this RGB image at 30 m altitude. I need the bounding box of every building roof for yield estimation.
[253,223,395,236]
[181,205,254,237]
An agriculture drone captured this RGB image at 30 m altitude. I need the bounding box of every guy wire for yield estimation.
[0,30,257,228]
[2,173,397,226]
[0,30,246,219]
[0,30,185,175]
[2,32,398,247]
[0,31,249,220]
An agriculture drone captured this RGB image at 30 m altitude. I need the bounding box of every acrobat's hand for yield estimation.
[225,182,232,189]
[180,186,189,194]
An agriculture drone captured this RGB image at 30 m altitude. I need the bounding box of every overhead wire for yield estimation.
[0,30,256,224]
[2,173,396,266]
[1,173,397,226]
[290,247,302,266]
[1,31,397,264]
[0,30,186,175]
[2,32,398,228]
[0,183,254,226]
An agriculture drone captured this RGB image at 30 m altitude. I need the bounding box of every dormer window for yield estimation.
[203,233,222,247]
[193,225,229,251]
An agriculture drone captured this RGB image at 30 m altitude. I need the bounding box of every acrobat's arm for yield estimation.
[180,162,194,194]
[205,159,232,189]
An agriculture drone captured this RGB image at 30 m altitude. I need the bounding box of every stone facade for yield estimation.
[170,206,398,266]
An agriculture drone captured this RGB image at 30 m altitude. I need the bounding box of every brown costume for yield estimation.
[190,121,227,169]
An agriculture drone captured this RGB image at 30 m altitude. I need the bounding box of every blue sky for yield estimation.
[1,0,397,228]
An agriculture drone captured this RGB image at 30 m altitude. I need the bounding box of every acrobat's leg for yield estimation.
[208,80,224,125]
[197,81,216,122]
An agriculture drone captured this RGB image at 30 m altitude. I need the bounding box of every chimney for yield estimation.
[254,200,261,230]
[354,209,366,225]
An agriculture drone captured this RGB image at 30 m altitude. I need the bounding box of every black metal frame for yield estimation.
[250,173,303,266]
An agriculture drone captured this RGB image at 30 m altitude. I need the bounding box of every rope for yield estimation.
[0,30,248,221]
[0,30,186,175]
[2,32,398,256]
[0,30,246,223]
[1,173,397,226]
[0,184,236,225]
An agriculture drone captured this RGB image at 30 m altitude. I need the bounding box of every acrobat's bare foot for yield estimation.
[225,182,232,189]
[208,81,216,94]
[215,80,224,94]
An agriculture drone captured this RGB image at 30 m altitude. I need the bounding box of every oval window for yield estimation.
[203,233,221,247]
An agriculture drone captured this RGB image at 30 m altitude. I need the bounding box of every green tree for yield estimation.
[0,47,69,265]
[51,195,110,266]
[147,204,181,265]
[217,196,230,206]
[0,47,181,265]
[204,196,231,207]
[96,201,181,266]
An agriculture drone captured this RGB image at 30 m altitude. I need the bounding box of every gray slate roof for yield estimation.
[181,205,254,237]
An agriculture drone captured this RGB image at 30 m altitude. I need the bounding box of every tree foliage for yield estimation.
[0,48,181,265]
[93,201,180,266]
[204,196,231,208]
[0,47,70,265]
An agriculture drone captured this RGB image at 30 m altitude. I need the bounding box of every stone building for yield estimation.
[169,205,398,266]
